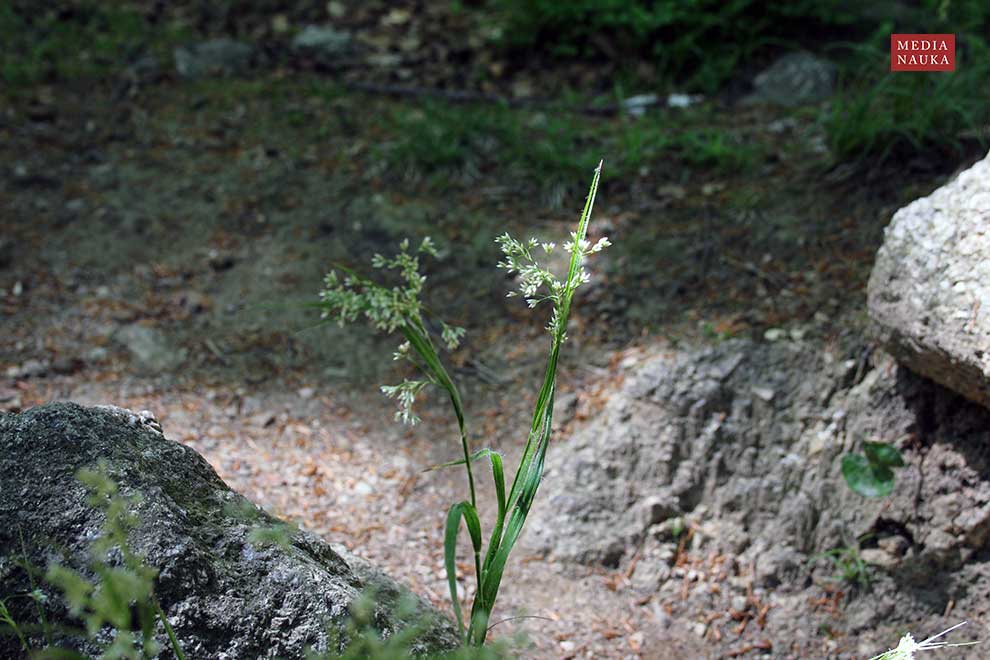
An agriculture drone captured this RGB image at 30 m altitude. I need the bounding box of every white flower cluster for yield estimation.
[318,236,466,425]
[495,229,610,338]
[319,236,451,333]
[870,622,977,660]
[495,234,561,308]
[380,379,427,426]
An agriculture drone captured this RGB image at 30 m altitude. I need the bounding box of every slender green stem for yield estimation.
[0,600,28,651]
[18,526,52,646]
[465,161,603,646]
[403,319,477,508]
[154,598,186,660]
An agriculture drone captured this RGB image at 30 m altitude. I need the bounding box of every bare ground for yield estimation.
[1,70,974,658]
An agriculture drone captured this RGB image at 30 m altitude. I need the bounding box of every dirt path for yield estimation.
[1,64,961,657]
[6,362,709,658]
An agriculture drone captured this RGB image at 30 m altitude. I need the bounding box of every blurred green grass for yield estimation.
[0,2,191,87]
[374,101,767,194]
[2,1,986,173]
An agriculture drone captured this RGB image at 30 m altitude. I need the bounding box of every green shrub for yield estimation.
[823,35,990,165]
[490,0,865,91]
[0,2,190,87]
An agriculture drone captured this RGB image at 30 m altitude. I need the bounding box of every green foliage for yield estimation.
[0,2,190,87]
[810,542,872,590]
[489,0,990,161]
[323,591,431,659]
[0,599,28,653]
[490,0,864,91]
[842,441,905,498]
[318,165,608,646]
[5,471,488,658]
[320,591,514,659]
[923,0,990,33]
[823,36,990,166]
[2,466,186,659]
[377,103,601,191]
[378,102,761,192]
[676,127,764,172]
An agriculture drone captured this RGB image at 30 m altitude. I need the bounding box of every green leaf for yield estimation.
[44,565,92,616]
[423,448,502,473]
[842,454,895,498]
[92,567,150,630]
[443,501,483,639]
[863,441,905,468]
[155,598,187,660]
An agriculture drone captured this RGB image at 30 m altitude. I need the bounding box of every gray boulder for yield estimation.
[114,323,187,373]
[746,51,836,106]
[528,336,990,654]
[292,25,354,66]
[174,39,254,79]
[0,403,458,658]
[868,150,990,409]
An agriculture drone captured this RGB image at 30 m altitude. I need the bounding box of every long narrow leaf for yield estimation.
[470,164,602,646]
[480,450,507,580]
[444,501,483,639]
[155,598,186,660]
[402,321,477,506]
[504,161,600,511]
[423,448,503,474]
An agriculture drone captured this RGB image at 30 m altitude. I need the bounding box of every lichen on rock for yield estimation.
[0,402,458,658]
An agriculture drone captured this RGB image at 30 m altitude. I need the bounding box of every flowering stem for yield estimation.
[401,317,477,509]
[316,161,609,649]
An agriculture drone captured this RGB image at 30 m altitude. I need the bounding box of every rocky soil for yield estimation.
[1,403,458,658]
[530,331,990,657]
[2,14,988,658]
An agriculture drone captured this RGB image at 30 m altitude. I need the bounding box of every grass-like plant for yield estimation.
[317,163,608,646]
[809,541,872,591]
[823,37,990,166]
[870,622,978,659]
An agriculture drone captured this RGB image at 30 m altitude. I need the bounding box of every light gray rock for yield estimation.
[115,323,187,372]
[0,403,458,658]
[747,51,836,106]
[528,335,990,653]
[291,25,353,65]
[868,151,990,409]
[174,39,254,79]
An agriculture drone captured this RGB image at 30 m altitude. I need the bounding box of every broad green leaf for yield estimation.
[842,454,895,498]
[863,441,905,468]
